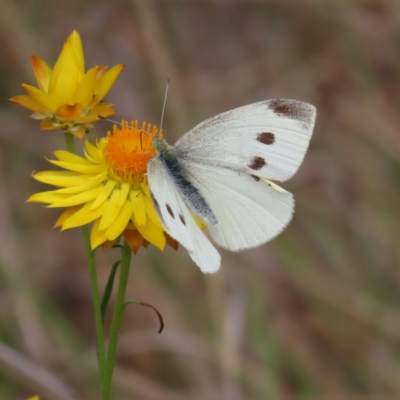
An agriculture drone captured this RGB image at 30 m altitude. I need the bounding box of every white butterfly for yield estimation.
[147,99,316,273]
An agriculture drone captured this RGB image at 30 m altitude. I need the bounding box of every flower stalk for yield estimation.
[64,129,133,398]
[102,240,132,399]
[16,31,170,398]
[82,223,107,387]
[63,131,107,387]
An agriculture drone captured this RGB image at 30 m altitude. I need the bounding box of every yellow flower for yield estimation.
[11,30,124,139]
[28,121,178,254]
[27,397,39,400]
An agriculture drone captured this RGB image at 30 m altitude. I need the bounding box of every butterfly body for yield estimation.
[147,99,316,273]
[152,137,218,225]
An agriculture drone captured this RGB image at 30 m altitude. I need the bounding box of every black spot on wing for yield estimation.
[256,132,275,145]
[166,204,175,218]
[248,156,266,170]
[179,214,186,225]
[150,191,165,225]
[268,99,314,129]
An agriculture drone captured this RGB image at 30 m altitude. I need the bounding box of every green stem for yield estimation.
[82,225,107,386]
[102,240,132,400]
[64,131,75,153]
[63,131,107,388]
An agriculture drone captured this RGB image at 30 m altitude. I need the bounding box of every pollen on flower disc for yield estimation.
[103,121,158,183]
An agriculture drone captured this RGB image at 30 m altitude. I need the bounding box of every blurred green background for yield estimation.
[1,0,400,399]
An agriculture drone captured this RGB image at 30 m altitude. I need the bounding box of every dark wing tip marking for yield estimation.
[166,204,175,218]
[179,214,186,225]
[256,132,275,145]
[248,156,266,170]
[268,99,314,129]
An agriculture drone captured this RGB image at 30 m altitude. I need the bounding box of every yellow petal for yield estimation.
[55,103,84,120]
[91,218,108,249]
[85,140,103,163]
[106,200,132,240]
[142,184,151,197]
[47,185,104,207]
[49,37,84,103]
[90,64,125,108]
[62,199,108,229]
[54,205,82,227]
[69,124,87,139]
[92,179,116,209]
[48,159,106,174]
[111,188,121,206]
[96,65,108,78]
[33,170,85,187]
[75,115,102,124]
[53,173,105,194]
[9,95,49,115]
[40,118,61,130]
[71,66,98,107]
[117,183,130,207]
[99,190,121,230]
[144,195,163,229]
[130,190,146,226]
[135,218,166,250]
[90,102,116,118]
[27,191,70,204]
[31,112,47,120]
[68,30,84,73]
[54,150,91,164]
[30,55,52,92]
[22,84,61,113]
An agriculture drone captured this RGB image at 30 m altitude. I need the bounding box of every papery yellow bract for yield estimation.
[11,31,124,139]
[27,121,178,254]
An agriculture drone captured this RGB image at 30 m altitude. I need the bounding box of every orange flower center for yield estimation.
[103,121,159,184]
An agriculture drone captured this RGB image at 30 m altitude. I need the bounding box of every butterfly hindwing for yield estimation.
[184,164,294,251]
[147,157,221,273]
[175,99,316,182]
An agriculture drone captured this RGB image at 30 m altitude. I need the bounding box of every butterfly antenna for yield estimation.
[97,114,138,132]
[98,115,124,126]
[159,76,170,134]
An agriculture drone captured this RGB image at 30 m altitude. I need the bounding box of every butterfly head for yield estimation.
[152,136,169,155]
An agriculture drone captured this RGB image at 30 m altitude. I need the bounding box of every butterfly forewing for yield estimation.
[175,99,316,182]
[147,157,221,273]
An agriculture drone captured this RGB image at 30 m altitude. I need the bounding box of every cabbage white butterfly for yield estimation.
[147,99,316,273]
